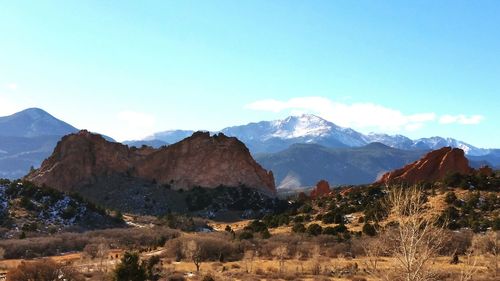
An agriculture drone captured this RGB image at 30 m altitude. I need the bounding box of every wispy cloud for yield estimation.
[115,110,157,141]
[6,83,17,90]
[246,96,482,132]
[0,94,24,116]
[439,114,484,125]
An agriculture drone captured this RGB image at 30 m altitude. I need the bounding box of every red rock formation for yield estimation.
[477,165,494,177]
[310,180,331,198]
[377,147,472,185]
[26,130,276,194]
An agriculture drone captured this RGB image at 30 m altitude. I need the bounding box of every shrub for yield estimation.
[299,204,312,213]
[245,220,268,233]
[444,191,457,205]
[334,224,348,233]
[164,234,242,263]
[260,228,271,239]
[239,231,254,240]
[113,252,146,281]
[322,226,337,236]
[292,223,306,233]
[440,230,473,255]
[202,274,215,281]
[322,211,345,224]
[362,223,377,236]
[7,259,83,281]
[306,224,323,236]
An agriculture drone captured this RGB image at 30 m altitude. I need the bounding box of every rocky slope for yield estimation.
[0,179,122,237]
[26,130,275,195]
[377,147,473,185]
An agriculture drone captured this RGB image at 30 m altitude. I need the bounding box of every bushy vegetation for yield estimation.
[0,227,179,259]
[440,190,499,232]
[184,186,288,213]
[113,252,161,281]
[7,259,84,281]
[443,170,500,191]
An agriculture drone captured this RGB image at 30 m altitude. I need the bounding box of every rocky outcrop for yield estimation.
[377,147,472,185]
[310,180,331,198]
[477,165,494,177]
[26,130,276,194]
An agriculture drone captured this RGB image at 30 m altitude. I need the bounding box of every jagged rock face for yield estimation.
[377,147,472,185]
[310,180,331,198]
[477,165,494,177]
[26,130,276,194]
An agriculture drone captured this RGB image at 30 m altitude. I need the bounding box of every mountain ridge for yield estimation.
[145,114,493,156]
[255,142,427,189]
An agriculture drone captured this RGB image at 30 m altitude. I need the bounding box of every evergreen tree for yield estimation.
[113,252,146,281]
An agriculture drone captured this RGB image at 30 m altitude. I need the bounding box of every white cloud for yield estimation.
[245,96,437,132]
[439,114,484,125]
[114,111,157,141]
[0,94,24,116]
[6,83,17,90]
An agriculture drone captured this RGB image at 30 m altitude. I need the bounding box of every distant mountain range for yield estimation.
[0,108,113,179]
[255,142,427,188]
[123,139,169,148]
[0,108,78,179]
[146,114,493,156]
[0,109,498,185]
[0,108,77,138]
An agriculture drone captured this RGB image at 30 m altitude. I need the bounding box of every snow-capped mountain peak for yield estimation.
[270,114,335,139]
[142,114,492,156]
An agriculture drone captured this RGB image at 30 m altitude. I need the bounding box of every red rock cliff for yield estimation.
[26,130,276,194]
[310,180,331,198]
[377,147,472,185]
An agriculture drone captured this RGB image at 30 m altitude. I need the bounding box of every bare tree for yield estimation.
[295,247,306,274]
[310,245,321,275]
[183,240,203,272]
[243,249,255,273]
[82,240,109,272]
[363,236,391,280]
[368,186,446,281]
[458,250,479,281]
[272,245,288,274]
[473,231,499,278]
[97,241,109,272]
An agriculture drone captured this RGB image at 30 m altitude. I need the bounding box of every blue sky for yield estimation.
[0,1,499,147]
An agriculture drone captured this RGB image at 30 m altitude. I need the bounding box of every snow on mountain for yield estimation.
[221,114,367,151]
[144,114,492,155]
[269,114,333,139]
[411,137,489,156]
[363,133,414,150]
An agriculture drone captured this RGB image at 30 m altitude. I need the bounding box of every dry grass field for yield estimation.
[0,248,497,281]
